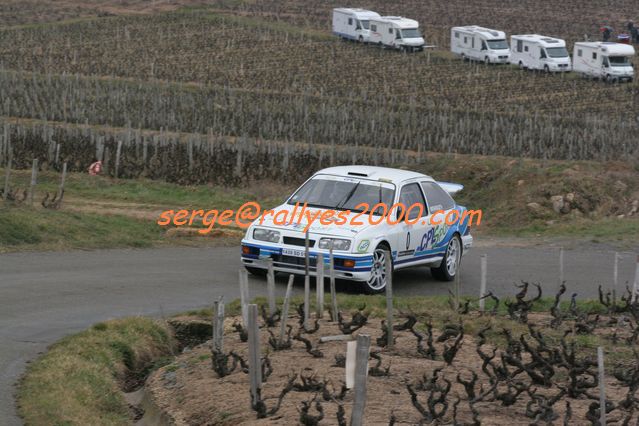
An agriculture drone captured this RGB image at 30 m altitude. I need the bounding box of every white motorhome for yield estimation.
[332,8,380,43]
[451,26,510,63]
[573,42,635,82]
[510,34,571,72]
[369,16,425,52]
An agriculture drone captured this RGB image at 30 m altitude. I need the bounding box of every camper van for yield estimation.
[573,42,635,82]
[369,16,425,51]
[332,8,380,43]
[451,26,510,63]
[510,34,572,72]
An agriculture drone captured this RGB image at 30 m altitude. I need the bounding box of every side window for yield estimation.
[464,36,468,44]
[471,37,475,48]
[371,24,377,32]
[481,40,487,51]
[356,20,361,30]
[524,45,529,52]
[592,52,597,60]
[603,56,610,67]
[455,32,459,39]
[389,28,393,34]
[348,18,353,26]
[517,40,523,53]
[577,49,582,57]
[396,29,401,39]
[399,183,427,220]
[540,48,547,59]
[420,182,455,214]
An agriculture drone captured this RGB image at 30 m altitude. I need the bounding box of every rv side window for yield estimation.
[455,32,459,39]
[517,40,523,53]
[371,24,377,32]
[471,37,475,48]
[577,49,582,57]
[592,52,597,60]
[540,48,547,59]
[464,36,468,44]
[524,45,529,52]
[348,18,353,26]
[389,28,393,34]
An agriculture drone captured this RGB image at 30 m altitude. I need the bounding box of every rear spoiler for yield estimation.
[437,181,464,195]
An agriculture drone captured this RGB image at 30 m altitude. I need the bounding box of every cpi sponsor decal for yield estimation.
[416,224,449,252]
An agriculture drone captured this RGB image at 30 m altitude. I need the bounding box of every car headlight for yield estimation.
[319,238,351,251]
[253,228,280,243]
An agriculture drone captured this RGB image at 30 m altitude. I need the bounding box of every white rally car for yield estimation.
[241,166,473,293]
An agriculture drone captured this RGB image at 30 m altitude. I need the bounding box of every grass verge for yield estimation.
[17,317,176,425]
[0,169,285,252]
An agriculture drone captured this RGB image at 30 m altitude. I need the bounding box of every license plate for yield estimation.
[282,248,306,257]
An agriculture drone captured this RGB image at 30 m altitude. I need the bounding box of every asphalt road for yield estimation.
[1,244,637,424]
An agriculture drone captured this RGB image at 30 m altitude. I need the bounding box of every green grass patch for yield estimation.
[0,169,285,252]
[17,317,176,426]
[0,205,163,252]
[3,169,282,209]
[497,217,639,243]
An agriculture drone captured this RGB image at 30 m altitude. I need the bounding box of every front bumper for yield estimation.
[492,56,510,63]
[241,241,374,281]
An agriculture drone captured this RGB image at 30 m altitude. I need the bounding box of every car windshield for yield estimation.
[486,39,509,50]
[401,28,421,38]
[288,178,395,215]
[359,20,370,30]
[546,47,568,58]
[609,56,631,66]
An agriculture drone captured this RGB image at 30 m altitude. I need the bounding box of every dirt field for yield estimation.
[147,305,639,425]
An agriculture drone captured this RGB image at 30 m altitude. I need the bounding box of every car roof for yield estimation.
[314,165,432,183]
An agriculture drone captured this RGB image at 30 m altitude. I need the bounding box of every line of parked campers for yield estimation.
[332,8,636,83]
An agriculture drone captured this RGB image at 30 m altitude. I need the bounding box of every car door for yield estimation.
[393,182,430,267]
[419,181,457,256]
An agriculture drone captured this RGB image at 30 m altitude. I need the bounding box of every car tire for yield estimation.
[245,266,268,277]
[431,235,462,282]
[362,243,392,294]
